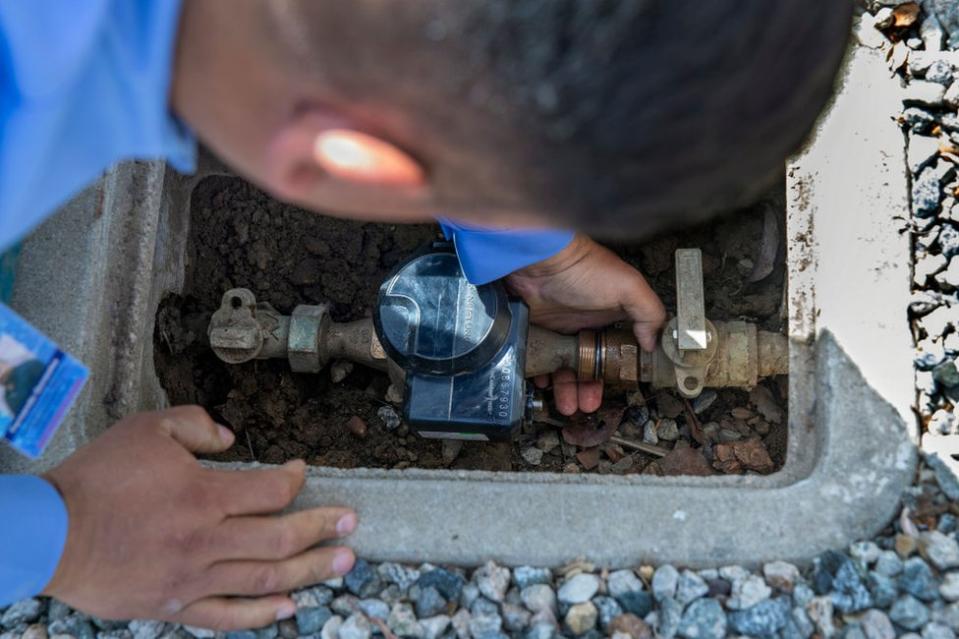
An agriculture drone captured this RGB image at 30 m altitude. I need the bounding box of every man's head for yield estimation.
[173,0,853,237]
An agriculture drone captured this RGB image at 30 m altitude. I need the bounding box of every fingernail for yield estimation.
[217,425,235,445]
[275,601,296,621]
[332,549,355,575]
[336,513,357,536]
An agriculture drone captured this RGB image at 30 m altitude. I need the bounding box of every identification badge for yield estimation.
[0,303,88,458]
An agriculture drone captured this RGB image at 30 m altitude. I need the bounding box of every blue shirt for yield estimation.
[0,0,572,604]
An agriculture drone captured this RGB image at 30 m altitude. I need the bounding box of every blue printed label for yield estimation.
[0,304,87,458]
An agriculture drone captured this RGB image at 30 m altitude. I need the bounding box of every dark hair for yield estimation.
[276,0,853,236]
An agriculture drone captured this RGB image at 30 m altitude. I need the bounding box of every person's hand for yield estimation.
[42,406,356,630]
[506,234,666,415]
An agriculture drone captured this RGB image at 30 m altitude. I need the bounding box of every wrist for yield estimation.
[511,233,594,279]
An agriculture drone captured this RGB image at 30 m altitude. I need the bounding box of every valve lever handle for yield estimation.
[675,248,708,352]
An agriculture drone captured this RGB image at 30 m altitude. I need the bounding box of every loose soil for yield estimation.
[155,176,788,475]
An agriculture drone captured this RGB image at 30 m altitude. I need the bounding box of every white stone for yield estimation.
[923,530,959,569]
[557,573,600,605]
[763,561,801,591]
[941,572,959,601]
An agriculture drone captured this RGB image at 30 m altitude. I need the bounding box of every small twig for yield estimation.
[683,399,705,445]
[244,428,256,461]
[609,435,668,458]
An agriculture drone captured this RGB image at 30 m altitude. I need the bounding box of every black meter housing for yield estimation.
[374,242,529,441]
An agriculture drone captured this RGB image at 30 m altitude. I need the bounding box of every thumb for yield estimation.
[157,406,235,454]
[620,277,667,353]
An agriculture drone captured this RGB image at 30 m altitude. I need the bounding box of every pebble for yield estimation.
[502,602,532,632]
[450,609,471,639]
[594,596,623,630]
[860,609,895,639]
[378,562,421,590]
[691,390,717,414]
[806,597,837,639]
[906,80,949,106]
[764,561,801,591]
[675,570,709,606]
[414,586,448,618]
[851,541,883,567]
[521,446,544,466]
[468,612,503,638]
[345,559,381,598]
[2,599,41,628]
[128,621,165,639]
[338,614,371,639]
[891,595,932,631]
[559,573,601,604]
[377,405,401,431]
[609,613,652,639]
[319,616,341,639]
[388,603,424,638]
[331,594,360,617]
[294,605,332,635]
[924,622,957,639]
[657,598,683,639]
[608,570,643,598]
[21,625,46,639]
[943,573,959,601]
[652,565,680,602]
[869,572,900,608]
[474,561,511,603]
[657,419,680,441]
[417,568,466,601]
[358,598,390,620]
[726,574,772,610]
[643,420,659,445]
[924,531,959,569]
[419,615,450,639]
[901,557,941,601]
[911,135,944,174]
[677,598,726,639]
[728,597,791,637]
[521,584,557,614]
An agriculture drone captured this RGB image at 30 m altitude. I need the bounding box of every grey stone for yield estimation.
[677,599,726,639]
[692,391,717,414]
[652,565,680,602]
[850,542,882,567]
[48,615,96,639]
[608,570,644,599]
[339,614,371,639]
[330,594,360,617]
[923,621,956,639]
[891,595,932,631]
[764,561,801,591]
[806,597,837,639]
[377,405,401,431]
[128,621,165,639]
[419,615,450,639]
[934,361,959,389]
[2,600,41,628]
[459,583,480,610]
[928,452,959,501]
[928,61,954,85]
[792,607,816,639]
[450,609,471,639]
[22,625,46,639]
[558,574,600,605]
[727,574,772,610]
[642,420,659,445]
[860,609,895,639]
[910,135,943,174]
[378,563,421,591]
[728,597,791,637]
[942,573,959,601]
[502,602,532,633]
[417,569,466,602]
[295,605,332,635]
[514,566,552,590]
[675,571,709,606]
[521,584,557,615]
[657,419,680,442]
[793,583,816,607]
[471,597,499,618]
[414,586,448,619]
[468,612,503,638]
[905,81,949,106]
[901,557,941,601]
[521,446,544,466]
[914,166,945,218]
[592,597,622,630]
[357,598,390,620]
[656,598,683,639]
[868,572,900,608]
[940,224,959,259]
[830,559,874,613]
[345,559,381,598]
[923,531,959,569]
[389,603,424,638]
[319,615,341,639]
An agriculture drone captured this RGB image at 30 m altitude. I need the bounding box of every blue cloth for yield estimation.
[0,0,573,605]
[0,0,193,605]
[0,476,68,604]
[438,219,574,284]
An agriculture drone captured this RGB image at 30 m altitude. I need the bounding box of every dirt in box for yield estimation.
[155,176,788,475]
